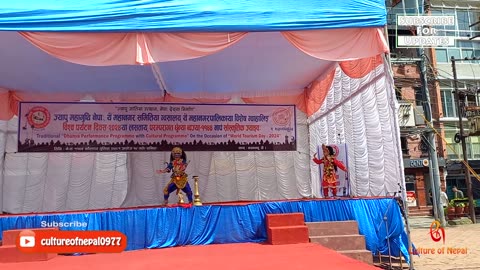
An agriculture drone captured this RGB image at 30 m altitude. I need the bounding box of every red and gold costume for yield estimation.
[158,147,192,205]
[313,144,347,198]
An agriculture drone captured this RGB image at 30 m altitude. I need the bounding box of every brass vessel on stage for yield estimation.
[193,176,202,206]
[177,192,185,204]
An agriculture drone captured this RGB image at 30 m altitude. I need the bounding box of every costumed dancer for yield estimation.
[157,147,193,205]
[312,144,347,198]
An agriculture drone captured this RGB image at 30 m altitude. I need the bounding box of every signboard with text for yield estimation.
[465,106,480,136]
[18,102,296,152]
[406,191,417,207]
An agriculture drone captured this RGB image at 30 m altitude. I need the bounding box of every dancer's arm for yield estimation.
[156,162,172,174]
[334,159,347,172]
[312,153,323,164]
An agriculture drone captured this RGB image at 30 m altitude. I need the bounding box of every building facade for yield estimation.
[387,0,449,210]
[429,0,480,201]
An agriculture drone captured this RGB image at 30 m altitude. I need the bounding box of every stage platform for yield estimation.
[0,242,380,270]
[0,197,411,262]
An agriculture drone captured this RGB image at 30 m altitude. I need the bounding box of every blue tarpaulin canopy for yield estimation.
[0,0,388,99]
[0,0,386,32]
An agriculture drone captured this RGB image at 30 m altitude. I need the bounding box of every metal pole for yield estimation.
[381,21,414,267]
[451,57,476,224]
[425,133,439,220]
[414,0,446,226]
[384,215,393,269]
[417,54,446,227]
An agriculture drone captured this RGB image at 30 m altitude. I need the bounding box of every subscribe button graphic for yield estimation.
[16,230,127,253]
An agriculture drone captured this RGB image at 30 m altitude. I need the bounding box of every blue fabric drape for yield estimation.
[0,198,410,262]
[0,0,386,32]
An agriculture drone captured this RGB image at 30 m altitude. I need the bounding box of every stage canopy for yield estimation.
[0,0,405,214]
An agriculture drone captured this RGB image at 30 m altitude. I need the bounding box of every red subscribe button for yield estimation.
[16,230,127,253]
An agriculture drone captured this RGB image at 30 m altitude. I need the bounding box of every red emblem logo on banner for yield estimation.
[26,106,51,129]
[272,108,292,126]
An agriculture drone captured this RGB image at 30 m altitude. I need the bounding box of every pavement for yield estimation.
[403,216,480,270]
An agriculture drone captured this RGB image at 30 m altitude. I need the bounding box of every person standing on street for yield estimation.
[452,186,464,199]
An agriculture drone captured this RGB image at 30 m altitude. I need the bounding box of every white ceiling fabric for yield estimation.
[0,31,331,98]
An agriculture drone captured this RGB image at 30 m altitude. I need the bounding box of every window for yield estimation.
[445,129,462,159]
[404,175,415,192]
[405,183,415,192]
[463,49,474,58]
[457,11,470,35]
[439,81,480,119]
[436,49,448,63]
[414,87,423,105]
[457,41,480,63]
[441,88,456,118]
[420,135,429,153]
[475,49,480,58]
[458,41,473,49]
[430,8,480,38]
[435,47,468,63]
[471,11,480,38]
[469,136,480,159]
[443,9,456,36]
[395,87,402,100]
[473,43,480,63]
[467,94,477,107]
[444,128,480,160]
[401,137,409,156]
[448,49,461,60]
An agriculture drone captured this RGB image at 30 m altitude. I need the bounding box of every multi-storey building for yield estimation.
[429,0,480,201]
[386,0,449,212]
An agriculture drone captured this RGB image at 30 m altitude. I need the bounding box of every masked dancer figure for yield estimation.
[157,147,193,205]
[312,144,347,198]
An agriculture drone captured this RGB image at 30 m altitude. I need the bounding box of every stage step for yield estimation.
[0,228,59,263]
[266,213,309,245]
[338,250,374,265]
[0,245,56,263]
[2,228,58,246]
[306,221,373,265]
[310,234,366,251]
[266,213,305,227]
[267,226,309,245]
[306,220,359,236]
[408,206,433,217]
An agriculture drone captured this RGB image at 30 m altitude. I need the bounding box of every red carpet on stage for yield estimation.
[0,243,378,270]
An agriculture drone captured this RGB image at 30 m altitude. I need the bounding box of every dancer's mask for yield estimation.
[172,147,182,159]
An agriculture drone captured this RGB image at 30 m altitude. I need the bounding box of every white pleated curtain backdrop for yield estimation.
[0,62,403,214]
[309,61,403,198]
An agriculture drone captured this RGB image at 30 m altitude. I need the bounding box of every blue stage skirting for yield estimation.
[0,198,411,263]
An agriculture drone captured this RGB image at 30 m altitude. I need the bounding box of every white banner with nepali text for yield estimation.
[17,102,297,153]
